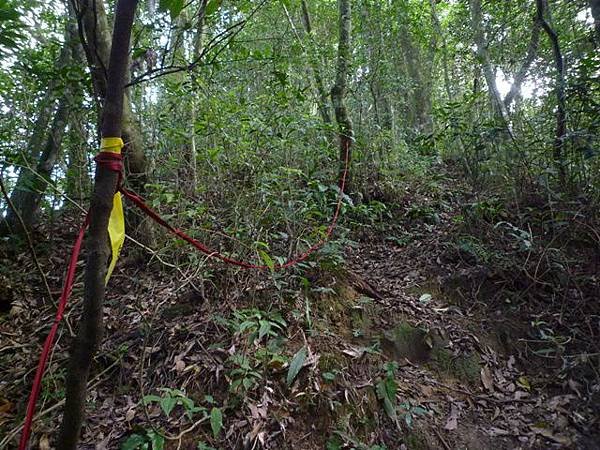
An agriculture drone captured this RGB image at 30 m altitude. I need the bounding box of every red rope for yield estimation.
[18,140,350,448]
[119,139,350,269]
[18,215,89,450]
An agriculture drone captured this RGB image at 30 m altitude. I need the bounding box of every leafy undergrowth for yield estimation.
[1,164,599,449]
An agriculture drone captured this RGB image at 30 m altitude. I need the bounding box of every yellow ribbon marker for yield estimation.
[100,137,125,284]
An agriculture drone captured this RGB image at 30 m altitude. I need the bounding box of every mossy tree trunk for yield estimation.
[331,0,354,191]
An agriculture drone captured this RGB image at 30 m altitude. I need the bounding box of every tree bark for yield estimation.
[469,0,514,138]
[503,14,541,108]
[74,0,151,239]
[536,0,567,184]
[187,0,208,196]
[58,1,138,448]
[301,0,332,125]
[331,0,353,190]
[429,0,453,102]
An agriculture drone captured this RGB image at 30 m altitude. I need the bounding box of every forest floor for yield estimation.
[1,163,599,449]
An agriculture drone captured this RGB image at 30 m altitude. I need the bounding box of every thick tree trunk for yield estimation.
[301,0,333,125]
[1,18,78,234]
[398,30,432,132]
[331,0,353,190]
[469,0,514,138]
[10,97,72,228]
[58,2,138,448]
[536,0,567,184]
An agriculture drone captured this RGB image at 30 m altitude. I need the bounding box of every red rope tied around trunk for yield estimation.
[94,151,124,183]
[19,139,350,448]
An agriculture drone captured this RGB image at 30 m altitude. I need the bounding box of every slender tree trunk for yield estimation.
[301,0,333,125]
[1,18,78,234]
[429,0,453,102]
[187,1,208,196]
[75,0,151,240]
[469,0,514,138]
[504,15,541,108]
[65,117,91,205]
[58,1,138,448]
[331,0,353,190]
[536,0,567,184]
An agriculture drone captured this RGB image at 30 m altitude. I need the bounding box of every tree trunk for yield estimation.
[1,17,78,235]
[331,0,353,190]
[504,15,541,108]
[469,0,514,138]
[536,0,567,184]
[429,0,453,102]
[75,0,151,240]
[65,117,91,205]
[301,0,333,125]
[398,29,432,132]
[58,1,138,448]
[188,1,208,196]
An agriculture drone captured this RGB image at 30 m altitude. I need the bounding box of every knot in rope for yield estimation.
[94,151,124,186]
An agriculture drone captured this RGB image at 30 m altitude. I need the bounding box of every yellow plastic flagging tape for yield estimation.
[100,137,125,284]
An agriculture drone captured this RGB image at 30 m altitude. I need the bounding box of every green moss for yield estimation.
[405,431,428,450]
[382,322,431,363]
[430,348,481,384]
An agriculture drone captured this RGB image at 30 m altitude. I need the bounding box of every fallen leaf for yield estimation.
[517,376,531,391]
[125,408,135,421]
[481,366,494,392]
[444,405,459,431]
[175,359,185,372]
[39,435,50,450]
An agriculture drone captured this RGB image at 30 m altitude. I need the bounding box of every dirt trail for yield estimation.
[339,181,598,449]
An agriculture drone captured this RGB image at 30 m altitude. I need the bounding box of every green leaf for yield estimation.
[210,407,223,437]
[121,434,147,450]
[322,372,336,382]
[376,378,397,420]
[197,443,217,450]
[259,250,275,270]
[158,0,185,19]
[160,395,178,416]
[148,431,165,450]
[287,346,307,385]
[205,0,223,16]
[142,395,162,404]
[411,406,428,416]
[418,294,432,304]
[258,320,272,340]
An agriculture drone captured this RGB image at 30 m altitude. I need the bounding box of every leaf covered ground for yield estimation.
[1,165,599,449]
